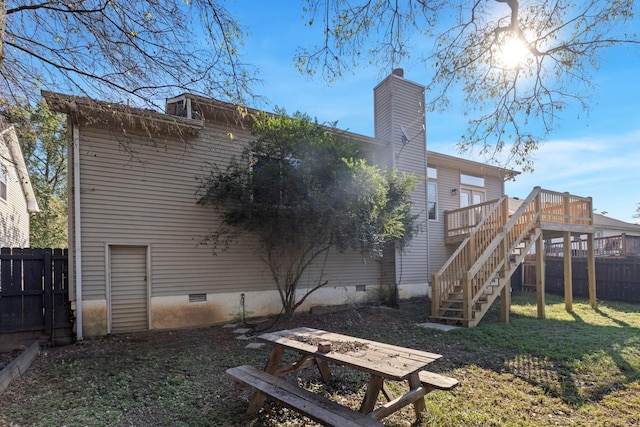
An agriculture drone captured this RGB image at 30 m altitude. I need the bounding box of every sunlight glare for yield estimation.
[500,37,529,69]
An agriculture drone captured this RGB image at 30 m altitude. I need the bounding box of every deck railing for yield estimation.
[444,199,500,241]
[546,234,640,258]
[538,189,592,226]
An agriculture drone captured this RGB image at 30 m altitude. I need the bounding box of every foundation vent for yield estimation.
[189,293,207,303]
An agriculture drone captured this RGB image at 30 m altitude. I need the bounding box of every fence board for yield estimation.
[0,247,72,342]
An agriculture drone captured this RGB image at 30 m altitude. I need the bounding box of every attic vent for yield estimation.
[189,293,207,303]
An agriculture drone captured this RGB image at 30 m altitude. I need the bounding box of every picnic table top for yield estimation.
[257,327,442,381]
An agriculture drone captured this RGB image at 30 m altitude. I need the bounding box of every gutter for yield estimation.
[70,102,83,341]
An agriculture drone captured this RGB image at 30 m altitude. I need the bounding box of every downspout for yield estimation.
[70,102,83,341]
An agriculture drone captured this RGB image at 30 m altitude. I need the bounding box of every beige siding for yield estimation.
[76,121,381,306]
[374,73,429,288]
[426,155,507,277]
[0,140,30,247]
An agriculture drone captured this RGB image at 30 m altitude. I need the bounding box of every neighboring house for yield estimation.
[44,70,517,338]
[0,124,39,247]
[592,213,640,238]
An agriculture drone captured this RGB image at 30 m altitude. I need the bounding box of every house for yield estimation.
[0,124,39,247]
[45,70,578,338]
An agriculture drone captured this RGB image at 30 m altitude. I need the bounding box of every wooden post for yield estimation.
[502,198,510,277]
[587,233,597,308]
[563,231,573,313]
[535,234,545,319]
[431,274,439,319]
[463,272,472,322]
[500,279,510,323]
[563,192,571,223]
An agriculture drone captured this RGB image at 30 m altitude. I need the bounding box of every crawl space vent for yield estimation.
[189,293,207,303]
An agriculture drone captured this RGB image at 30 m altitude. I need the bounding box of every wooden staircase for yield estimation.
[430,189,544,327]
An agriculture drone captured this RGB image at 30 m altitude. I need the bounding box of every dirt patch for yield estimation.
[0,349,22,371]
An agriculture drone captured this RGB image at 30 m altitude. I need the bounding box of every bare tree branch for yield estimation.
[299,0,640,170]
[1,1,259,109]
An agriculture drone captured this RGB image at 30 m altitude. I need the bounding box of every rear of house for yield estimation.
[45,71,514,338]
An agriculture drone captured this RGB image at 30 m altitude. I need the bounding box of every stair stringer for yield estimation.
[466,228,541,327]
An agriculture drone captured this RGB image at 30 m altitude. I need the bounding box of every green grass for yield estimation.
[0,292,638,426]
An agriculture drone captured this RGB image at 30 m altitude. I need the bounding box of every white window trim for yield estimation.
[428,181,438,221]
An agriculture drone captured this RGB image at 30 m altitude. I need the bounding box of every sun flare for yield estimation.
[500,37,530,69]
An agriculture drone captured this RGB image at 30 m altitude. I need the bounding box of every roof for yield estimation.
[0,125,39,213]
[427,151,520,181]
[43,91,519,180]
[593,213,640,234]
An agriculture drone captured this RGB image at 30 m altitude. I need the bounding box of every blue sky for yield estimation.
[226,2,639,224]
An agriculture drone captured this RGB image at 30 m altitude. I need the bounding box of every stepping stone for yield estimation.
[245,342,265,349]
[233,328,252,334]
[416,322,460,332]
[235,334,253,341]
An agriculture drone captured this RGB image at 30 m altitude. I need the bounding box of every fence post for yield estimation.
[44,248,53,335]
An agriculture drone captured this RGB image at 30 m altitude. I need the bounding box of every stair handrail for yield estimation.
[431,196,507,319]
[465,187,542,308]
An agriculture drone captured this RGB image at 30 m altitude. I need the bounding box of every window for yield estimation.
[427,165,437,179]
[251,153,300,206]
[428,182,437,220]
[0,165,6,201]
[460,173,485,187]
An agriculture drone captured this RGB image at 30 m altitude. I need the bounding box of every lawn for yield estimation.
[0,292,639,426]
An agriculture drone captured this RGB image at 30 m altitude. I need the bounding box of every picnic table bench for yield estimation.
[227,327,458,426]
[226,365,383,427]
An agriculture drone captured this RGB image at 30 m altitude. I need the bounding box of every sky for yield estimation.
[225,2,640,224]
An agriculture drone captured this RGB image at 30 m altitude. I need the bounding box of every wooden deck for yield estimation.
[432,187,596,327]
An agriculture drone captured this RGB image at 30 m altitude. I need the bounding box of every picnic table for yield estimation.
[226,327,458,426]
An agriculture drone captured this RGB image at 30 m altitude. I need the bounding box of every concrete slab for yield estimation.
[235,334,253,341]
[417,322,461,332]
[245,342,265,350]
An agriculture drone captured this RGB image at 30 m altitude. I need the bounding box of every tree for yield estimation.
[197,110,418,314]
[296,0,640,170]
[0,99,68,247]
[634,203,640,219]
[0,1,256,108]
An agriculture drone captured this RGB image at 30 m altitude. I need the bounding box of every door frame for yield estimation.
[105,243,152,334]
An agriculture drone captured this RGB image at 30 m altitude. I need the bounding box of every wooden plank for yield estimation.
[359,375,384,414]
[418,371,459,390]
[226,365,382,427]
[258,328,441,380]
[369,386,428,421]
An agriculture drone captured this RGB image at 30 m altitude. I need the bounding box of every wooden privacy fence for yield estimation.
[545,257,640,303]
[0,248,73,343]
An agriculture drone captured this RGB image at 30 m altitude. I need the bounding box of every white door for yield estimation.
[460,189,485,227]
[109,246,149,334]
